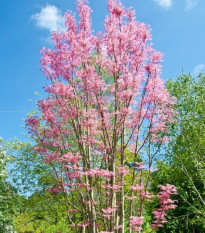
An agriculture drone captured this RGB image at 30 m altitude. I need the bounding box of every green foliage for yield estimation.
[14,212,71,233]
[0,137,16,232]
[1,139,69,232]
[151,73,205,232]
[13,190,72,232]
[5,139,53,195]
[14,212,35,232]
[35,218,72,233]
[4,139,76,232]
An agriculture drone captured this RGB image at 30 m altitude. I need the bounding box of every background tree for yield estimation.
[26,0,177,232]
[6,139,53,195]
[13,191,72,233]
[0,138,16,233]
[151,73,205,232]
[4,138,73,232]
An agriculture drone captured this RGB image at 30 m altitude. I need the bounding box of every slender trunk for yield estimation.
[110,159,116,232]
[119,125,125,233]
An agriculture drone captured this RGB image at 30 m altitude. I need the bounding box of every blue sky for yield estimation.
[1,0,205,141]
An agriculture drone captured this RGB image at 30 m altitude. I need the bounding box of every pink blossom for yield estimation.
[129,216,144,231]
[118,165,129,175]
[131,184,144,191]
[67,209,77,213]
[47,188,61,194]
[151,184,178,230]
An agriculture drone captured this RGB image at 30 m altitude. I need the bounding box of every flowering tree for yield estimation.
[26,0,177,232]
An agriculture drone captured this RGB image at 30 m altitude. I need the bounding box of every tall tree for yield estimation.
[26,0,177,232]
[152,73,205,232]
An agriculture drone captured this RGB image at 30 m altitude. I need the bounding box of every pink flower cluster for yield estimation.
[129,216,144,231]
[83,169,114,178]
[102,207,118,219]
[151,184,178,230]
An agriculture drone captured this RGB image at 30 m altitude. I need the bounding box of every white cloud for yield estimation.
[193,64,205,76]
[153,0,173,9]
[185,0,197,10]
[31,5,65,33]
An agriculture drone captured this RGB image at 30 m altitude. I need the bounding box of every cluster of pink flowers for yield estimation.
[102,207,118,219]
[47,188,61,194]
[129,216,144,231]
[118,165,129,175]
[130,184,144,191]
[83,169,114,178]
[151,184,178,230]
